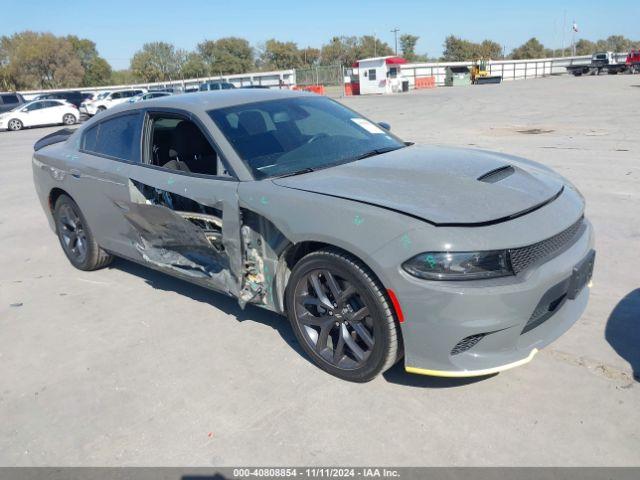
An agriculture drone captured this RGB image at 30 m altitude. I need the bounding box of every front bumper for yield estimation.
[397,219,594,377]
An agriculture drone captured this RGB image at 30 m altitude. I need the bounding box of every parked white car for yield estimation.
[0,99,78,131]
[80,89,146,116]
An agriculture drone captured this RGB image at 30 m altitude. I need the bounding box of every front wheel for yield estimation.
[53,194,113,271]
[62,113,77,125]
[285,248,401,382]
[7,119,23,131]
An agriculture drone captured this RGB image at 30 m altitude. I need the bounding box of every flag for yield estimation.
[572,22,579,33]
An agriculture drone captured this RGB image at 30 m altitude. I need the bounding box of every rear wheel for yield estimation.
[53,194,113,271]
[285,248,400,382]
[62,113,77,125]
[7,119,22,131]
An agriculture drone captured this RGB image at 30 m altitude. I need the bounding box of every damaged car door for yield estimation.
[113,110,243,297]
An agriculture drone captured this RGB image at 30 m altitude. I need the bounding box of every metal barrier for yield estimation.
[401,53,629,87]
[18,69,297,99]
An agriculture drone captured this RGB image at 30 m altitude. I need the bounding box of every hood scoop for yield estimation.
[478,165,515,183]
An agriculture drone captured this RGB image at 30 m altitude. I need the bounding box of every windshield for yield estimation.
[97,92,110,99]
[208,96,405,178]
[9,102,29,112]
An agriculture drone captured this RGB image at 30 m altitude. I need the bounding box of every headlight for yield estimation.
[402,250,513,280]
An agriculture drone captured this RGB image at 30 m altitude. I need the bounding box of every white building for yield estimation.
[354,56,407,95]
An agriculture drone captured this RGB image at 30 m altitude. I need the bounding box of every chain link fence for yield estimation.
[295,65,344,86]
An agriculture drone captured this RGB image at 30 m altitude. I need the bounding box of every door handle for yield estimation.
[70,169,81,178]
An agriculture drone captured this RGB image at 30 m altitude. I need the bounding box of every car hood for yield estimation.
[272,145,565,225]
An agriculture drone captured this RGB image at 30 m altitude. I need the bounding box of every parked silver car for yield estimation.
[32,89,594,382]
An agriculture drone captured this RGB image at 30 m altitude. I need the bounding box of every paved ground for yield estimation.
[1,74,638,466]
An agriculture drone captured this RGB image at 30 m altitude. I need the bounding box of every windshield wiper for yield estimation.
[276,167,315,178]
[354,146,404,161]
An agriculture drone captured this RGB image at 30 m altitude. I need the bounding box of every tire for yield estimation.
[96,106,106,113]
[285,248,400,382]
[62,113,77,125]
[7,119,23,131]
[53,194,113,271]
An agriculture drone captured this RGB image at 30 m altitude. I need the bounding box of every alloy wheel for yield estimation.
[293,269,375,370]
[8,119,22,131]
[63,114,76,125]
[58,203,88,263]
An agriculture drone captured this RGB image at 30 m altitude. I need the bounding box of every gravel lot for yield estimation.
[0,74,638,466]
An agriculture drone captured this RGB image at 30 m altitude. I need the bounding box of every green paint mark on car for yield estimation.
[401,234,412,249]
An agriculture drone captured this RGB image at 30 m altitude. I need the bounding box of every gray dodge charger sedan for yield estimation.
[32,89,595,382]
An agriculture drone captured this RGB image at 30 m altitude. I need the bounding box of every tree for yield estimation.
[442,35,477,61]
[574,39,596,56]
[478,40,503,59]
[0,32,84,89]
[299,46,321,66]
[130,42,183,82]
[442,35,503,61]
[358,35,393,58]
[0,37,15,90]
[320,36,360,66]
[595,35,640,52]
[510,37,546,59]
[181,52,208,78]
[66,35,111,86]
[197,37,254,75]
[110,69,136,85]
[400,34,419,62]
[260,39,301,69]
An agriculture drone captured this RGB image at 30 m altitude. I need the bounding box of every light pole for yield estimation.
[391,28,400,56]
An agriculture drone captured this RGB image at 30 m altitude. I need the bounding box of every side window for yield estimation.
[1,94,19,104]
[110,92,122,99]
[147,114,219,176]
[26,102,44,111]
[368,69,377,81]
[82,113,142,162]
[83,125,98,151]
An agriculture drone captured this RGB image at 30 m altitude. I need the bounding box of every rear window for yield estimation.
[82,113,142,162]
[1,95,18,104]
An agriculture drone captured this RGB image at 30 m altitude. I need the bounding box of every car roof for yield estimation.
[105,88,314,115]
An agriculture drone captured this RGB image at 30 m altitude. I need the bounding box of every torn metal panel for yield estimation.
[237,209,292,311]
[121,180,237,294]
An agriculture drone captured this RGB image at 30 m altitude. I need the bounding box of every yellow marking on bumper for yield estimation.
[405,348,539,378]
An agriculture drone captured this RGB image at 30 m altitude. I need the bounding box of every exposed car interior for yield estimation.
[147,115,222,176]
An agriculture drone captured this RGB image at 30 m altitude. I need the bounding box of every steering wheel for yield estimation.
[306,133,329,144]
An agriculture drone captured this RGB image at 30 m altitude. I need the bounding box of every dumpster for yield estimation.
[445,66,471,86]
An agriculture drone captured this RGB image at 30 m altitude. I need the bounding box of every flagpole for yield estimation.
[572,19,576,56]
[562,10,566,57]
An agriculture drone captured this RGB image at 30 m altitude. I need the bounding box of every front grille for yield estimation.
[451,333,485,355]
[509,217,584,274]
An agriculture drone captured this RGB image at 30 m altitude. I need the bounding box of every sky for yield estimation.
[6,0,640,70]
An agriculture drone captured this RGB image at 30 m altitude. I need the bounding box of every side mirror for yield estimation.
[378,122,391,131]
